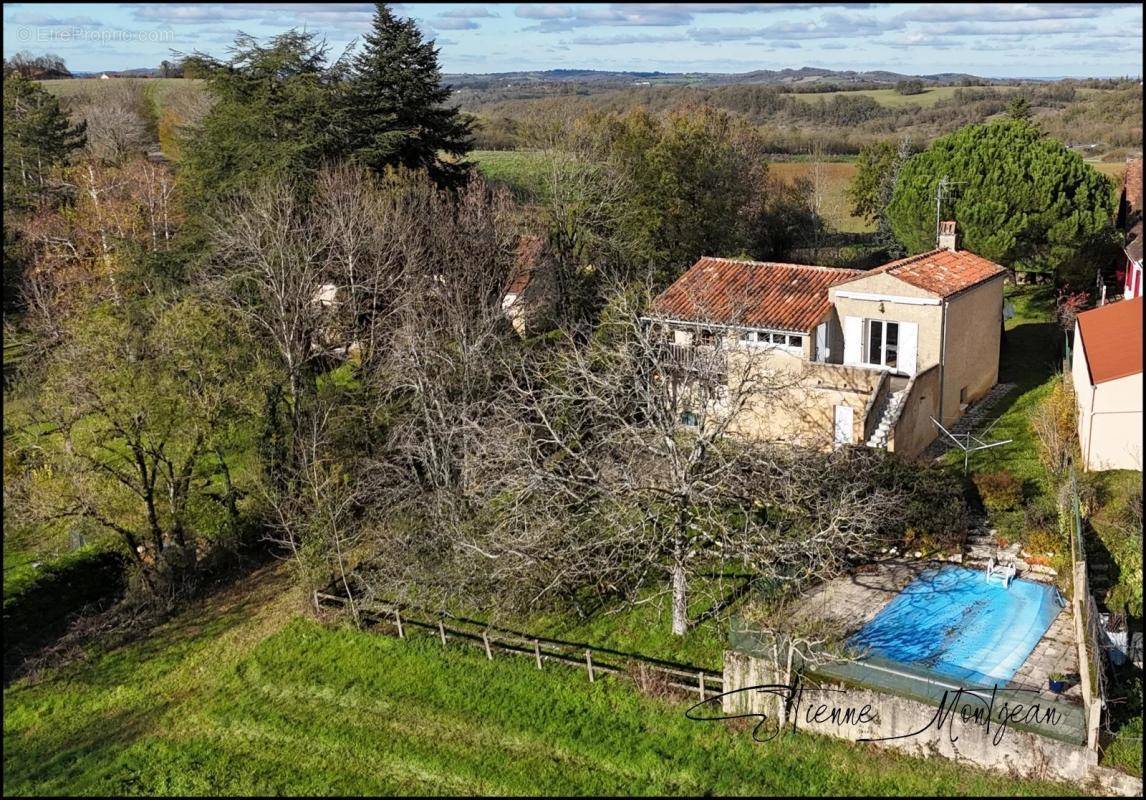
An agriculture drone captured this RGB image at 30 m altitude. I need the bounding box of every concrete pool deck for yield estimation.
[789,559,1082,702]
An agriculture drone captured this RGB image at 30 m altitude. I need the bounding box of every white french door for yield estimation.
[863,319,917,376]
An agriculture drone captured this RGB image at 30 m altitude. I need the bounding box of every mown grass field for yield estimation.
[2,563,1080,796]
[470,149,552,202]
[767,161,870,233]
[40,77,201,104]
[1090,160,1130,180]
[785,86,983,108]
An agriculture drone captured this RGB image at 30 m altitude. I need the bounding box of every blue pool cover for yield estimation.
[848,565,1062,688]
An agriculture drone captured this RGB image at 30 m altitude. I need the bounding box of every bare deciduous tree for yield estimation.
[68,80,153,164]
[434,279,902,636]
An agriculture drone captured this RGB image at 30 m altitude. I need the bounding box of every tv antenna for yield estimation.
[931,414,1012,474]
[934,175,967,246]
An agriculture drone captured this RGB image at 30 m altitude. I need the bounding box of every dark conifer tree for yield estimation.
[345,3,473,187]
[2,70,86,208]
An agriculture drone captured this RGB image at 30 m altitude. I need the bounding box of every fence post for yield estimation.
[585,650,595,683]
[534,639,542,670]
[312,590,319,614]
[698,671,706,701]
[438,618,447,647]
[483,631,493,660]
[394,609,404,639]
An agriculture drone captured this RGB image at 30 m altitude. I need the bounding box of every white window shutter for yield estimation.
[843,316,862,365]
[899,321,918,376]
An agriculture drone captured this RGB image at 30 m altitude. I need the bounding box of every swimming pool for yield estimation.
[848,565,1063,688]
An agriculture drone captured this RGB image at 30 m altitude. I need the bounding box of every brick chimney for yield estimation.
[938,220,959,252]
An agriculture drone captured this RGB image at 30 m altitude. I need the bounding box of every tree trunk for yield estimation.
[671,561,688,636]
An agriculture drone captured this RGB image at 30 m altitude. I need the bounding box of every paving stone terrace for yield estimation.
[788,559,1081,703]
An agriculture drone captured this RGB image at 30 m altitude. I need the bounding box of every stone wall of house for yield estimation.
[726,356,884,447]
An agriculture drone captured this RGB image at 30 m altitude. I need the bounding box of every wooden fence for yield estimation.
[313,590,723,701]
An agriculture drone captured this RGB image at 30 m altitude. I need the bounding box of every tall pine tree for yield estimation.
[2,70,86,209]
[345,3,473,187]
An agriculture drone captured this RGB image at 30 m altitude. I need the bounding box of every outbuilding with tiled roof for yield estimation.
[1071,296,1143,471]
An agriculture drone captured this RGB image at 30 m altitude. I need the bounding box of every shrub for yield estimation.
[1030,376,1078,480]
[974,469,1023,512]
[900,466,968,551]
[1023,497,1058,531]
[1024,527,1064,558]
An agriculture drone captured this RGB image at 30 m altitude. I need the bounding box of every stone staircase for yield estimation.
[866,377,909,449]
[922,381,1018,461]
[963,522,1059,581]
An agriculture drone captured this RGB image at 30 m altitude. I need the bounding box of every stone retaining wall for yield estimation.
[721,650,1136,792]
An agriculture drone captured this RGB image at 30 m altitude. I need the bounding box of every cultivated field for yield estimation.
[1,563,1079,796]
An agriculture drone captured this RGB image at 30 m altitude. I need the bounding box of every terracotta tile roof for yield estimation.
[507,235,545,295]
[1126,220,1143,265]
[1124,158,1143,216]
[838,248,1007,298]
[650,257,862,333]
[1076,296,1143,384]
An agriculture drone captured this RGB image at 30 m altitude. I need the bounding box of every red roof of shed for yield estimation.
[1076,296,1143,384]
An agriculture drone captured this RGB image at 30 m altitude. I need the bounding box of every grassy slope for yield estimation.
[950,285,1059,490]
[786,86,979,108]
[470,149,552,202]
[40,77,200,103]
[3,563,1079,796]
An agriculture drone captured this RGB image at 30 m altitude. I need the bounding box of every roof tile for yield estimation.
[839,248,1006,297]
[650,258,862,332]
[1077,296,1143,384]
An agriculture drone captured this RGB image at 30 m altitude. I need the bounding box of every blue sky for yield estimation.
[3,3,1142,77]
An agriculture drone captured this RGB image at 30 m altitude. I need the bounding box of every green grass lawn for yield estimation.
[471,149,553,202]
[945,284,1059,488]
[3,564,1079,796]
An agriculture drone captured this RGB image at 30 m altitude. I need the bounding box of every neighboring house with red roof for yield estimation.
[1117,157,1143,300]
[502,234,553,334]
[645,222,1006,458]
[1070,296,1143,471]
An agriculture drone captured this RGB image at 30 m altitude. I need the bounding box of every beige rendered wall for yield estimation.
[940,275,1004,425]
[1072,323,1096,460]
[828,273,944,374]
[727,354,882,448]
[1081,373,1143,471]
[889,365,942,460]
[829,273,1004,426]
